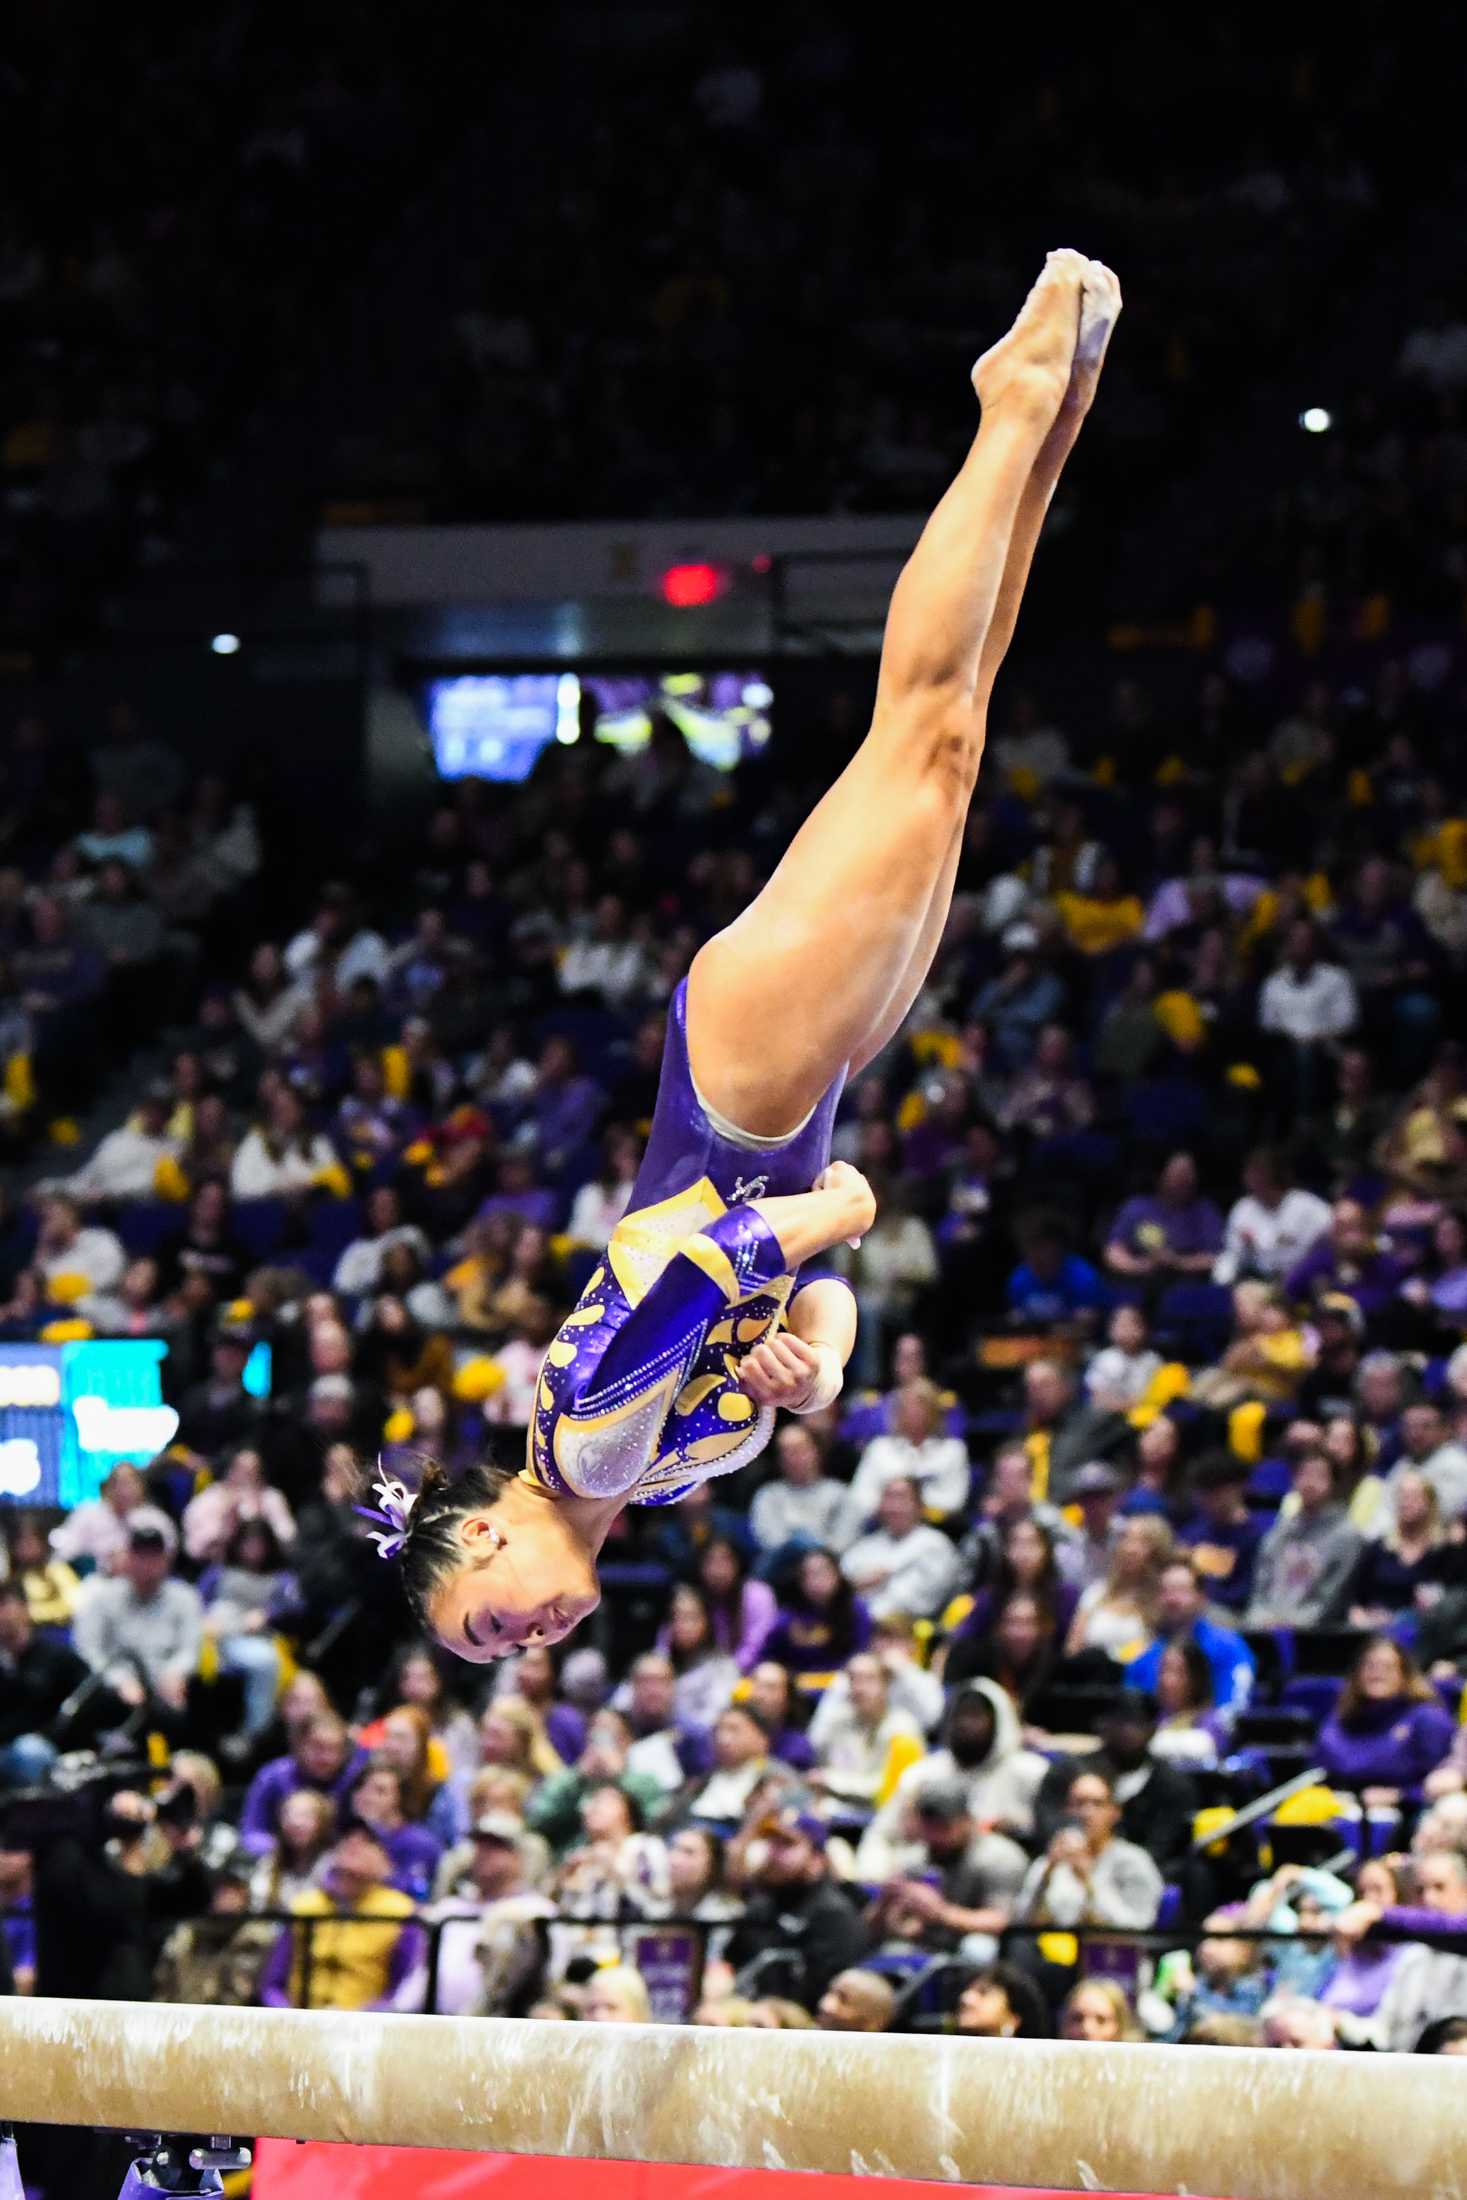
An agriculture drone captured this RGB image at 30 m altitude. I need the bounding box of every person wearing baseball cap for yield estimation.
[1069,1460,1125,1588]
[721,1804,864,2013]
[867,1776,1028,1961]
[388,1811,554,2016]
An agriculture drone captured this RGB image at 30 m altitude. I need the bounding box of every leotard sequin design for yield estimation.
[527,980,849,1509]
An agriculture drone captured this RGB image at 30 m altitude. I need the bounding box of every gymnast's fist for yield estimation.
[738,1330,832,1411]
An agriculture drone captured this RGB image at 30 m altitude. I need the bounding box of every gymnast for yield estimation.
[359,249,1122,1662]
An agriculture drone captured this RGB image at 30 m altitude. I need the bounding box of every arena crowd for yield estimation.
[3,603,1467,2060]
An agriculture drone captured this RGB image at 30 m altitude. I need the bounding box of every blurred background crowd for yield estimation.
[4,3,1467,2128]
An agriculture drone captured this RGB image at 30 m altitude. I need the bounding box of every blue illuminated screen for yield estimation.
[426,672,773,782]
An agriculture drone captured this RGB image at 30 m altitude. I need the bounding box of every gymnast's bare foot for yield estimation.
[1058,257,1122,428]
[971,249,1087,431]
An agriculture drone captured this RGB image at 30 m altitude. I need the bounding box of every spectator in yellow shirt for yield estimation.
[260,1819,423,2011]
[1052,856,1145,958]
[1190,1282,1310,1410]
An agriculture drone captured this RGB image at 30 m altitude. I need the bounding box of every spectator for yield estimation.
[153,1866,279,2007]
[950,1961,1051,2038]
[1104,1153,1224,1283]
[175,1327,264,1456]
[1066,1515,1172,1660]
[682,1705,775,1828]
[1316,1638,1454,1802]
[1261,1993,1340,2049]
[182,1446,295,1566]
[259,1817,422,2011]
[1151,1641,1231,1768]
[371,1703,464,1849]
[0,1579,92,1788]
[475,1697,566,1787]
[1064,1461,1127,1588]
[697,1536,778,1672]
[48,1459,148,1573]
[72,1519,203,1719]
[838,1177,939,1386]
[1155,1909,1273,2040]
[1379,1402,1467,1531]
[200,1518,290,1738]
[1004,1214,1108,1333]
[566,1129,640,1249]
[979,1517,1081,1639]
[527,1711,664,1857]
[868,1777,1029,1959]
[1415,2016,1467,2056]
[1213,1149,1333,1287]
[1246,1448,1361,1628]
[1058,1978,1145,2041]
[962,1443,1081,1578]
[1084,1306,1165,1414]
[858,1680,1046,1877]
[1347,1473,1454,1626]
[4,1512,81,1629]
[331,1186,431,1298]
[1257,919,1358,1105]
[582,1964,654,2024]
[1127,1558,1256,1713]
[743,1662,817,1773]
[238,1712,365,1855]
[553,1781,668,1919]
[395,1811,553,2016]
[247,1788,338,1912]
[749,1422,859,1561]
[806,1651,925,1807]
[231,1086,345,1201]
[662,1583,742,1729]
[1016,1767,1164,1931]
[32,1193,124,1300]
[816,1967,897,2033]
[1285,1198,1404,1321]
[1175,1453,1269,1614]
[53,1085,179,1205]
[848,1380,972,1523]
[841,1477,961,1621]
[724,1807,865,2011]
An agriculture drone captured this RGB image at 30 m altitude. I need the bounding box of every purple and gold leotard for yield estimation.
[527,980,850,1509]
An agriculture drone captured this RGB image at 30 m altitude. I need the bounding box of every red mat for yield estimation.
[254,2138,1179,2200]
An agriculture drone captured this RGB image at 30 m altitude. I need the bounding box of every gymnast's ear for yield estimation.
[460,1515,507,1551]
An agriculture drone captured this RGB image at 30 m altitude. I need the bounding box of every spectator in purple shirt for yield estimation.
[528,1033,604,1172]
[342,1760,443,1902]
[238,1712,367,1855]
[698,1536,778,1672]
[1317,1637,1455,1802]
[1104,1152,1225,1284]
[1285,1197,1405,1319]
[476,1151,560,1233]
[746,1659,818,1771]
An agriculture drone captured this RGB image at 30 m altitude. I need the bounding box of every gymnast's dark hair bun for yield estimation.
[395,1455,519,1628]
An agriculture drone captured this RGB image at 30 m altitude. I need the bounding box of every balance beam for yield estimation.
[1,1998,1463,2199]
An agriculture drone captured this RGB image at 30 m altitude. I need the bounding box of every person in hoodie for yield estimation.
[854,1679,1046,1879]
[1317,1637,1454,1802]
[1244,1446,1361,1628]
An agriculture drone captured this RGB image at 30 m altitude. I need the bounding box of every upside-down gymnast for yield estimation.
[359,249,1122,1662]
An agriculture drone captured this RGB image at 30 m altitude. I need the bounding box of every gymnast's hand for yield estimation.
[811,1159,877,1247]
[738,1330,832,1411]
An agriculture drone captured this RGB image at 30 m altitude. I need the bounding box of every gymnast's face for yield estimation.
[429,1509,600,1662]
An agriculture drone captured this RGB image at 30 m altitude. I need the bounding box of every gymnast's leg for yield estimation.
[846,258,1123,1077]
[687,250,1097,1137]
